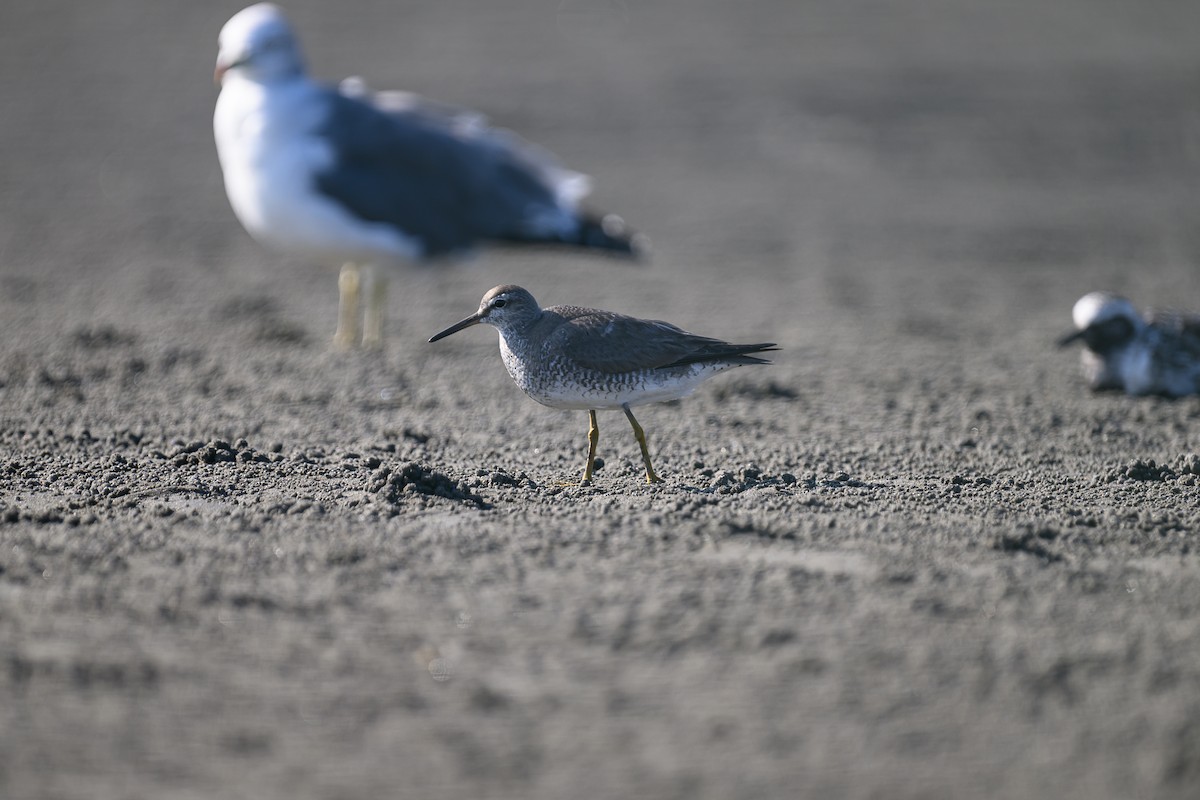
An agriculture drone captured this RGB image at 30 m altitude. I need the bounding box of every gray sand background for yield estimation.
[3,1,1200,797]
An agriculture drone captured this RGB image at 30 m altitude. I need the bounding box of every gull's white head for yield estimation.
[1071,292,1139,331]
[1059,291,1142,351]
[215,4,305,85]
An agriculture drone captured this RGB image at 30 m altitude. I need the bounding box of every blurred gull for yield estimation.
[1058,291,1200,397]
[213,3,643,348]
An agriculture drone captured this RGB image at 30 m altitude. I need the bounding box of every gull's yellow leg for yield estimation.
[334,263,360,349]
[362,265,387,349]
[623,405,663,484]
[581,409,600,485]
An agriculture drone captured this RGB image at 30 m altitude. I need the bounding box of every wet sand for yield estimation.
[3,1,1200,797]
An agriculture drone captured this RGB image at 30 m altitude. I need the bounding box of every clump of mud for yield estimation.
[1176,454,1200,485]
[1104,458,1176,483]
[1098,454,1200,484]
[166,438,276,466]
[700,466,799,494]
[993,524,1064,563]
[695,464,873,494]
[369,462,488,510]
[473,467,537,489]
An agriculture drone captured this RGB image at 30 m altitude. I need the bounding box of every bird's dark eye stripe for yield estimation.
[1105,317,1132,335]
[1082,316,1136,352]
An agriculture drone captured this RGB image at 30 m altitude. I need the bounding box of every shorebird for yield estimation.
[1058,291,1200,397]
[429,285,777,484]
[213,4,641,348]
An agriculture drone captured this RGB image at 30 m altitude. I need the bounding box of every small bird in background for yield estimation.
[213,4,642,349]
[429,285,777,485]
[1058,291,1200,397]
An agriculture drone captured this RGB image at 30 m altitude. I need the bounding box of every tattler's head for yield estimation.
[428,285,543,342]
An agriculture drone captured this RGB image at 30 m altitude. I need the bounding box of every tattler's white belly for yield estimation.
[498,332,737,410]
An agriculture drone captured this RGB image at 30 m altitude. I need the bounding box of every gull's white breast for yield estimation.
[214,78,420,262]
[1116,342,1155,395]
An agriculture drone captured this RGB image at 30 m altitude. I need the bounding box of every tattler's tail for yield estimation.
[663,342,780,369]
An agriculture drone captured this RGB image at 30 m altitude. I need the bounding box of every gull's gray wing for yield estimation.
[1148,307,1200,344]
[311,86,584,257]
[339,77,490,137]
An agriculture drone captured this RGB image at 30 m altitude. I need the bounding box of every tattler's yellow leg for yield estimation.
[580,409,600,485]
[334,262,360,349]
[623,404,662,484]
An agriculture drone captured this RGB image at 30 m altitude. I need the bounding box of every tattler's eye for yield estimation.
[492,298,507,308]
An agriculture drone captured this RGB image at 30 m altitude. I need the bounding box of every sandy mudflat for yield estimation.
[3,1,1200,797]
